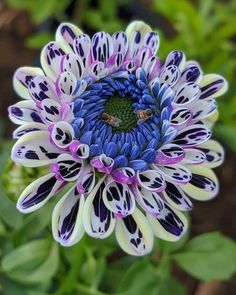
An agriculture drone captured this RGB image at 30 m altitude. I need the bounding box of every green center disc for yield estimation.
[104,96,137,133]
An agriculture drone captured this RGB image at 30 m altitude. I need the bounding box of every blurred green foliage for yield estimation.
[1,0,236,294]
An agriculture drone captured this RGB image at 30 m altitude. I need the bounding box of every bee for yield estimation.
[100,112,122,127]
[135,109,154,125]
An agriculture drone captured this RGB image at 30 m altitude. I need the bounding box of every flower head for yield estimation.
[8,21,227,256]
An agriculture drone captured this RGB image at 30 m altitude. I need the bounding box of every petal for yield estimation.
[11,131,60,167]
[90,154,114,174]
[76,165,95,195]
[159,65,180,87]
[192,98,217,121]
[17,173,62,213]
[173,82,200,108]
[92,32,113,63]
[143,31,159,54]
[56,71,77,101]
[170,108,192,129]
[181,148,206,165]
[61,53,84,79]
[13,67,44,99]
[197,140,224,168]
[162,181,192,211]
[9,100,42,125]
[112,31,128,55]
[115,207,154,256]
[155,143,184,165]
[132,184,164,216]
[125,21,152,42]
[13,122,47,139]
[69,141,89,160]
[172,124,211,147]
[40,99,62,123]
[200,74,228,99]
[136,170,166,192]
[147,203,188,241]
[28,75,58,103]
[164,50,186,71]
[73,33,91,68]
[83,177,116,238]
[56,22,82,50]
[181,165,219,200]
[111,167,135,184]
[153,163,192,184]
[177,63,202,85]
[50,121,74,149]
[52,185,84,246]
[102,181,135,218]
[51,154,83,181]
[40,42,66,80]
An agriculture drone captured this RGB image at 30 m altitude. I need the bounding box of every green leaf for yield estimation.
[172,232,236,281]
[2,239,59,284]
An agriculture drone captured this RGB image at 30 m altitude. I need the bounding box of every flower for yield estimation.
[8,21,227,256]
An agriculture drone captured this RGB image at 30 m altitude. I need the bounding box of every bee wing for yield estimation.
[137,119,146,125]
[112,117,122,127]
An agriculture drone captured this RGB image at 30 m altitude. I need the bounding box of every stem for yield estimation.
[76,283,107,295]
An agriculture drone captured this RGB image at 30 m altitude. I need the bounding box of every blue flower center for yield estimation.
[71,69,174,171]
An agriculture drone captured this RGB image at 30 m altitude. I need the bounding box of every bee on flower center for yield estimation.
[135,109,154,124]
[100,112,122,127]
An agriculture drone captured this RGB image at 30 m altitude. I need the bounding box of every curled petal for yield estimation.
[102,181,135,218]
[51,154,83,181]
[159,65,180,87]
[164,50,186,71]
[181,165,219,201]
[52,185,84,246]
[56,71,77,101]
[115,207,154,256]
[73,33,91,68]
[69,141,89,160]
[61,53,84,79]
[162,182,192,211]
[200,74,228,99]
[132,184,164,216]
[50,121,74,149]
[91,154,114,174]
[170,108,192,129]
[9,100,42,125]
[17,173,63,213]
[181,148,206,165]
[155,144,184,165]
[111,167,135,184]
[56,22,83,50]
[173,124,211,147]
[153,163,192,184]
[40,99,61,123]
[12,131,60,167]
[173,82,200,108]
[147,203,188,241]
[197,140,224,168]
[76,165,95,195]
[83,177,116,238]
[136,170,166,192]
[13,67,44,99]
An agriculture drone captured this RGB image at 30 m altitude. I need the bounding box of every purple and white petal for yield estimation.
[13,122,47,139]
[111,167,135,184]
[132,184,164,216]
[90,154,114,174]
[56,71,77,102]
[181,148,206,165]
[197,140,224,168]
[181,165,219,201]
[50,121,74,149]
[40,42,66,80]
[83,177,116,238]
[155,143,184,165]
[102,181,135,218]
[162,182,192,211]
[12,131,60,167]
[92,32,113,63]
[159,65,180,87]
[73,33,91,68]
[51,154,83,181]
[28,75,58,104]
[200,74,228,99]
[143,31,159,54]
[69,141,89,160]
[136,170,166,192]
[56,22,83,50]
[172,82,200,108]
[9,100,42,125]
[40,99,62,123]
[177,62,202,86]
[112,31,128,55]
[170,108,192,129]
[147,203,188,241]
[52,185,84,246]
[164,50,186,71]
[61,53,84,79]
[115,207,154,256]
[172,124,211,147]
[17,173,63,213]
[153,163,192,184]
[76,165,95,195]
[13,67,44,99]
[191,98,217,121]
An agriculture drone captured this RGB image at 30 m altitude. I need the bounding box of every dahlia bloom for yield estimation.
[8,21,227,256]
